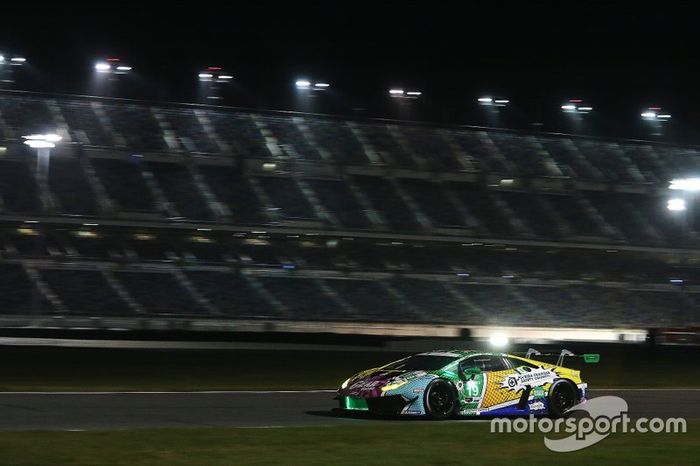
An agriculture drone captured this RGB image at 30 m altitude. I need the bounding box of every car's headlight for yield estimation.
[381,380,408,392]
[341,378,351,389]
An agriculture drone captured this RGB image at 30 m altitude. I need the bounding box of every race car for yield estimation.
[336,349,599,419]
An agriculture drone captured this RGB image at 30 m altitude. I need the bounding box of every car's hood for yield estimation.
[339,369,432,398]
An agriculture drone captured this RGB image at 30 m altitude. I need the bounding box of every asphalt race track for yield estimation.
[0,389,698,431]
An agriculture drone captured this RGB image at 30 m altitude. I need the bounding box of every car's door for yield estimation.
[469,355,524,413]
[502,356,557,411]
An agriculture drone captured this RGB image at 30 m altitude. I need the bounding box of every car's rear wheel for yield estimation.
[548,379,577,418]
[424,379,458,420]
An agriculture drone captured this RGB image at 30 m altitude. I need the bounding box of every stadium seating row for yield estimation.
[0,261,695,328]
[1,94,699,182]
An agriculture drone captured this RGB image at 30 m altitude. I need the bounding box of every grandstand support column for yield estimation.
[479,132,519,174]
[344,175,388,227]
[152,108,182,152]
[488,191,534,237]
[293,117,333,162]
[140,165,178,217]
[346,122,384,164]
[32,147,58,213]
[23,265,68,315]
[566,139,605,181]
[91,102,126,147]
[381,281,429,321]
[438,129,477,171]
[611,142,647,183]
[390,178,434,230]
[171,269,220,316]
[438,182,485,234]
[187,162,230,219]
[313,279,357,318]
[247,178,278,222]
[0,108,12,139]
[538,196,575,238]
[45,100,73,144]
[295,177,337,226]
[442,282,487,321]
[250,115,283,158]
[388,125,429,168]
[194,110,230,154]
[80,154,115,214]
[101,270,146,315]
[531,138,565,177]
[579,195,625,240]
[244,275,290,318]
[507,286,551,324]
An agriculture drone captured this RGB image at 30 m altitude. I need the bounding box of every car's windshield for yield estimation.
[383,355,459,371]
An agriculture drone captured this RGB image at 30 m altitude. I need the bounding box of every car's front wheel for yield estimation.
[548,379,578,418]
[424,379,458,420]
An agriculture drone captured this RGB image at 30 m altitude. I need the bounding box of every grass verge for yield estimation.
[0,421,697,466]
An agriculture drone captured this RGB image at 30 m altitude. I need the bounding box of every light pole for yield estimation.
[93,57,132,96]
[198,67,233,100]
[641,106,671,137]
[0,53,27,86]
[294,78,331,112]
[388,88,422,119]
[22,133,62,181]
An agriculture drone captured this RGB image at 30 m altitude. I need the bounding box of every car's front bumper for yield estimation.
[337,395,420,416]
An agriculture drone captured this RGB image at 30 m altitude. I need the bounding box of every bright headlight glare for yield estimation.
[341,378,351,389]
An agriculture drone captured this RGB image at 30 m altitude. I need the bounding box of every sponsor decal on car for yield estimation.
[529,401,546,411]
[501,367,558,393]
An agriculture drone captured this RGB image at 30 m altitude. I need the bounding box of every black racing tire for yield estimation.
[424,379,458,420]
[548,379,578,418]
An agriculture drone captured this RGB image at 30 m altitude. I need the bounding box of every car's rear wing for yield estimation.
[523,348,600,366]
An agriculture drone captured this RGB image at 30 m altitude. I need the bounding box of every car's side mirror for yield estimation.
[458,364,481,381]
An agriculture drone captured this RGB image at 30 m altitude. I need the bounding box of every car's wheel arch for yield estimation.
[423,377,459,420]
[547,378,579,418]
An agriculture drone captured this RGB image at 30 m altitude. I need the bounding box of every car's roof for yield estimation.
[418,350,496,358]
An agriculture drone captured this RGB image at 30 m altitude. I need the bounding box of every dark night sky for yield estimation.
[1,0,698,141]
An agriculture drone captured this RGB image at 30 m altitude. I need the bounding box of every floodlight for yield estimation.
[667,198,687,211]
[642,107,671,121]
[24,140,56,149]
[489,333,509,348]
[22,133,62,149]
[669,178,700,191]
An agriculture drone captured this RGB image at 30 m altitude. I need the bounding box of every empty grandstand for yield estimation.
[0,90,698,332]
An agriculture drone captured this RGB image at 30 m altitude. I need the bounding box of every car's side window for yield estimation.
[464,356,510,372]
[504,357,540,370]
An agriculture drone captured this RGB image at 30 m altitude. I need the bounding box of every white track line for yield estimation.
[590,388,700,391]
[0,389,337,395]
[0,388,698,395]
